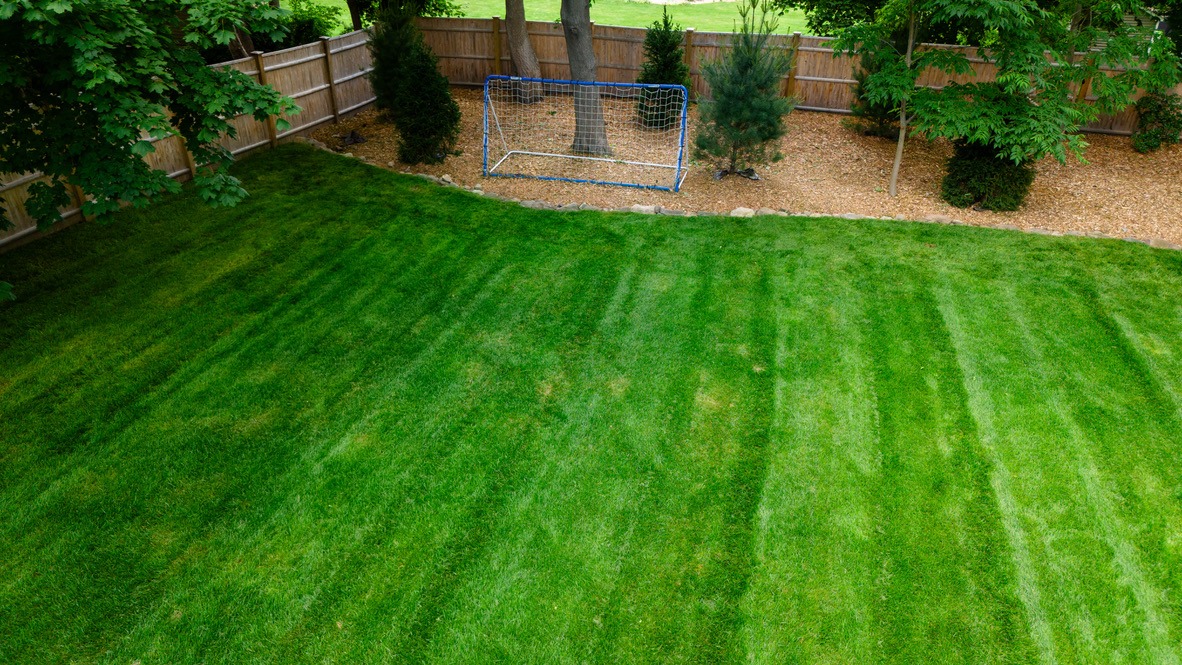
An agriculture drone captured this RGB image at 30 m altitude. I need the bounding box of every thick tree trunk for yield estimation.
[346,0,365,31]
[560,0,610,155]
[505,0,543,102]
[228,26,255,59]
[888,10,917,197]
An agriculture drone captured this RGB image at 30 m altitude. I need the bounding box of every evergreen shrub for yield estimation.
[637,9,692,130]
[941,141,1035,211]
[370,8,461,164]
[693,0,794,176]
[1131,91,1182,154]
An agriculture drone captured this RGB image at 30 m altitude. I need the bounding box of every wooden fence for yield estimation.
[418,16,1177,136]
[0,30,375,248]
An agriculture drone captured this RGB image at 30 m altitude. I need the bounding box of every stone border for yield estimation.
[296,138,1182,252]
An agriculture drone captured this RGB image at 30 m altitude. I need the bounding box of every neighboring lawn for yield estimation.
[3,144,1182,663]
[310,0,807,33]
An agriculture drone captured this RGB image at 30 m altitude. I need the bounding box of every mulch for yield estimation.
[309,88,1182,246]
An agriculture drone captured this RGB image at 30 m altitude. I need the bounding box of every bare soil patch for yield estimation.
[311,88,1182,244]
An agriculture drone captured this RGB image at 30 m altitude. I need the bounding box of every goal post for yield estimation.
[482,75,690,192]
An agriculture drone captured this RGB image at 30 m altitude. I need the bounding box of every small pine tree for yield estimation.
[846,48,899,138]
[693,0,794,177]
[369,8,461,164]
[637,9,692,130]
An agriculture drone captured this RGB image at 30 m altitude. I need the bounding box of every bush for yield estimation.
[369,8,460,164]
[287,0,344,43]
[941,141,1035,211]
[845,47,899,138]
[693,0,794,176]
[1131,91,1182,154]
[637,9,691,130]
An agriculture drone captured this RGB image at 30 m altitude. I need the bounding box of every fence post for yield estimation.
[1075,77,1093,103]
[253,51,279,147]
[69,183,89,221]
[491,16,504,76]
[784,32,801,99]
[320,37,342,123]
[181,138,199,180]
[684,28,695,97]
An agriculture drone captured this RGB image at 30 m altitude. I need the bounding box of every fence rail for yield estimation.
[0,30,375,248]
[4,19,1177,248]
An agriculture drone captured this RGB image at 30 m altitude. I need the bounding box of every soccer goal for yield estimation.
[482,75,690,192]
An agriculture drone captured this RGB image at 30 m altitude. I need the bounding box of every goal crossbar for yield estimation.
[482,75,690,192]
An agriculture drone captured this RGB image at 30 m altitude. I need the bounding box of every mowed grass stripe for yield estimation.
[2,145,1182,663]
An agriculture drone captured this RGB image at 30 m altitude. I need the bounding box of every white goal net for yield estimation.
[483,75,690,192]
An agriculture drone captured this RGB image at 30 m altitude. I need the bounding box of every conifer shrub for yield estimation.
[846,48,899,138]
[369,8,460,164]
[637,9,692,130]
[941,141,1035,211]
[1131,91,1182,154]
[693,0,794,177]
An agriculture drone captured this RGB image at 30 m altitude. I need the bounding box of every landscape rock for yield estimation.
[441,174,454,184]
[660,209,687,216]
[1149,238,1182,250]
[730,207,755,218]
[579,204,601,211]
[756,207,778,216]
[923,214,954,223]
[631,204,658,214]
[521,200,548,209]
[995,224,1021,231]
[387,161,396,168]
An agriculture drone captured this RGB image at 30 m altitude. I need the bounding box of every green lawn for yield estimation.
[3,144,1182,663]
[312,0,807,33]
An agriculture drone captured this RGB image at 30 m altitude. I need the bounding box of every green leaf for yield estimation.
[275,118,291,132]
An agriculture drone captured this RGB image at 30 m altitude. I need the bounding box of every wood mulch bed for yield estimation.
[310,88,1182,246]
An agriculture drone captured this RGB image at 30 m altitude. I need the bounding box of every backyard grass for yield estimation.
[309,0,807,34]
[2,144,1182,663]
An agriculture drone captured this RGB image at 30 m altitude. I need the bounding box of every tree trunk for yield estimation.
[888,9,917,197]
[560,0,610,155]
[505,0,543,102]
[346,0,365,31]
[228,26,256,59]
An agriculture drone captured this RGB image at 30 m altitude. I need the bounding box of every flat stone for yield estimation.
[1124,237,1148,245]
[579,204,601,211]
[994,224,1021,231]
[441,174,454,184]
[839,213,863,220]
[756,207,778,216]
[472,183,482,190]
[521,200,548,209]
[387,161,396,168]
[730,207,755,218]
[775,210,789,217]
[343,152,354,158]
[660,209,686,216]
[1149,238,1182,250]
[923,214,954,223]
[631,204,658,214]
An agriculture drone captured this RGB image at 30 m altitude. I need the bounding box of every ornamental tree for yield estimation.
[0,0,299,299]
[835,0,1179,203]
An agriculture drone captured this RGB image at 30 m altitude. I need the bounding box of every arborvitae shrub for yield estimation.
[941,141,1035,211]
[846,49,899,138]
[1131,91,1182,154]
[637,9,691,130]
[369,9,460,164]
[693,0,794,175]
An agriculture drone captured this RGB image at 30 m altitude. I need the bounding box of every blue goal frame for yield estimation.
[482,75,690,192]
